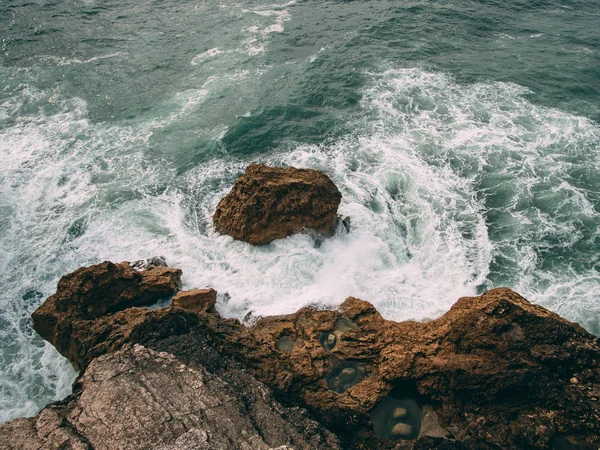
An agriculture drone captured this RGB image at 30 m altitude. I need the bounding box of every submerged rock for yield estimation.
[14,261,600,449]
[391,422,413,437]
[393,407,408,419]
[213,164,342,245]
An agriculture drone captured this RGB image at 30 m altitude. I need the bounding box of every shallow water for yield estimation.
[1,0,599,422]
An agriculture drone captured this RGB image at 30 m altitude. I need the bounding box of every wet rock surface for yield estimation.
[7,262,600,449]
[326,361,366,393]
[371,395,422,441]
[213,164,342,245]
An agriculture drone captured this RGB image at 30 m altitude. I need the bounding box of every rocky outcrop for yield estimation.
[11,261,600,449]
[0,345,340,450]
[247,290,600,449]
[31,260,184,370]
[213,164,342,245]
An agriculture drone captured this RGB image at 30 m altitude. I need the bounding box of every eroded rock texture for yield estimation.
[246,290,600,449]
[31,260,184,371]
[172,288,217,314]
[0,345,340,450]
[213,164,342,245]
[9,261,600,450]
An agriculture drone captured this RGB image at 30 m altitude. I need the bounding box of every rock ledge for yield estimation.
[5,261,600,450]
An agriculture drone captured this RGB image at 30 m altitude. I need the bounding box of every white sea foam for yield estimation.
[1,65,599,423]
[157,67,599,328]
[309,47,328,63]
[0,86,179,422]
[70,68,599,329]
[38,52,125,66]
[191,48,223,65]
[241,1,292,55]
[357,68,600,326]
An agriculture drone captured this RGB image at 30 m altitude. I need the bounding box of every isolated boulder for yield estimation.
[213,164,342,245]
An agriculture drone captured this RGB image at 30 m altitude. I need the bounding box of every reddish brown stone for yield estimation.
[243,289,600,449]
[25,260,600,449]
[213,164,342,245]
[31,260,184,371]
[172,288,217,314]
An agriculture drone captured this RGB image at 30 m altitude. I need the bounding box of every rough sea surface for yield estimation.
[1,0,599,422]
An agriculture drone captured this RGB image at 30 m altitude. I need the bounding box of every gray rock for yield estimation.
[130,256,168,270]
[0,345,340,450]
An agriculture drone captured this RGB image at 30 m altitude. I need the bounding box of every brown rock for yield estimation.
[245,288,600,449]
[213,164,342,245]
[31,260,184,371]
[23,261,600,449]
[33,260,181,322]
[172,288,217,314]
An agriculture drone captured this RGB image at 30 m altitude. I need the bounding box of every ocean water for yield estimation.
[1,0,599,422]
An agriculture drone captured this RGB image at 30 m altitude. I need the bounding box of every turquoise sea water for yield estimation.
[1,0,599,422]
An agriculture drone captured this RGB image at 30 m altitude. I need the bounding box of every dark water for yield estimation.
[1,0,599,422]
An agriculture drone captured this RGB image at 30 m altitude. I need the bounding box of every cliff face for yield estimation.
[0,344,340,450]
[3,261,600,449]
[31,260,183,371]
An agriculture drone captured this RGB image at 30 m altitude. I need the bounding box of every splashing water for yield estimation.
[1,0,599,425]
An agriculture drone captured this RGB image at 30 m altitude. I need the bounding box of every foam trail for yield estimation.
[241,1,293,55]
[0,83,180,422]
